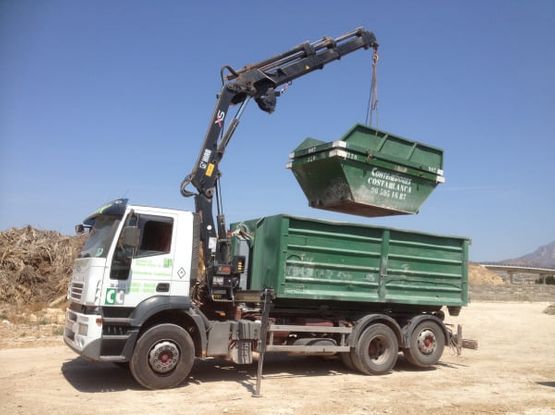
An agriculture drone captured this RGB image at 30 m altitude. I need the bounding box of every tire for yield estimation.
[353,323,398,375]
[129,323,195,389]
[403,320,445,368]
[350,346,364,373]
[340,350,355,371]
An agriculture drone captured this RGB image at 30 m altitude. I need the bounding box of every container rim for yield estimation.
[231,213,471,242]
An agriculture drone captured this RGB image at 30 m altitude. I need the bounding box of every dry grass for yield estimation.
[0,226,85,306]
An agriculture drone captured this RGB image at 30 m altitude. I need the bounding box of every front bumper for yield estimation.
[64,308,103,361]
[64,307,137,362]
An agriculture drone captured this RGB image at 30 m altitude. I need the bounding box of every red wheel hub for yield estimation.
[416,329,437,354]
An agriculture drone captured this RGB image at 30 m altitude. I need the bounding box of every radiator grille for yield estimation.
[70,282,84,301]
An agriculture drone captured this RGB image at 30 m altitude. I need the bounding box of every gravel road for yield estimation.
[1,302,554,415]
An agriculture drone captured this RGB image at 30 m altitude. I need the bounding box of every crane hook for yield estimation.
[180,175,196,198]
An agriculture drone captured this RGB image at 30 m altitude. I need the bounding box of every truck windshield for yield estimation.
[78,215,121,258]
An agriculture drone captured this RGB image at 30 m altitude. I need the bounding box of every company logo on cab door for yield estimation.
[105,288,125,305]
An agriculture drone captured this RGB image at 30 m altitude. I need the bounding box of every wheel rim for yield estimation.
[416,329,437,355]
[368,335,391,364]
[148,340,180,374]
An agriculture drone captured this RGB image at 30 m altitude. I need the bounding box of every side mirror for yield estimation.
[75,224,85,234]
[121,226,140,248]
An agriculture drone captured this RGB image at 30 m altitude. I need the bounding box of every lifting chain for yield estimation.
[366,47,379,129]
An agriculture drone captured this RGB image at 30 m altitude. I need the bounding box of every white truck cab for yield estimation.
[64,199,200,363]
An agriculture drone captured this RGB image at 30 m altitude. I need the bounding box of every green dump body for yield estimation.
[288,124,445,217]
[232,214,469,308]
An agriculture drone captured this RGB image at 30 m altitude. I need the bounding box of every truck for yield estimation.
[64,27,470,392]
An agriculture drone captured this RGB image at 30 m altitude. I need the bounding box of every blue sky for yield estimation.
[1,1,554,262]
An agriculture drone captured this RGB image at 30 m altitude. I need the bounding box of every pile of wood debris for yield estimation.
[468,263,505,286]
[0,226,85,306]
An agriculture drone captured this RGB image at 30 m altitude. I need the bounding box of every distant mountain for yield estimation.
[501,241,555,269]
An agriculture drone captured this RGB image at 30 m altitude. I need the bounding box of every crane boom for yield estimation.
[181,27,378,302]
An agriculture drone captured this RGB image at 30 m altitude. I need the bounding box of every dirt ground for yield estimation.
[1,301,554,415]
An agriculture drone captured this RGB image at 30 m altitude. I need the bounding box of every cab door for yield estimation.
[106,213,176,307]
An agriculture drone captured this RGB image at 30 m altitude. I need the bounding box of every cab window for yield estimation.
[137,217,173,257]
[110,214,173,280]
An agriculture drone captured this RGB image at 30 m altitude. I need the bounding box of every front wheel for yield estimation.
[129,323,195,389]
[403,320,445,367]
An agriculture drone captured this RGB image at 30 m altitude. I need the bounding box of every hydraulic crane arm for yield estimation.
[181,27,378,301]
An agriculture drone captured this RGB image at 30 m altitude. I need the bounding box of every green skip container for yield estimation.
[231,214,469,309]
[287,124,445,217]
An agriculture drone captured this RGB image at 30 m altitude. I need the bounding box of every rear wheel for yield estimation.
[353,323,398,375]
[340,350,355,371]
[403,320,445,367]
[129,323,195,389]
